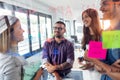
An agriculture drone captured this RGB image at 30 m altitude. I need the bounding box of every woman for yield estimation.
[0,15,26,80]
[78,8,102,80]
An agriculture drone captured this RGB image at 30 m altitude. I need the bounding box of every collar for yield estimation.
[46,37,66,43]
[7,49,20,57]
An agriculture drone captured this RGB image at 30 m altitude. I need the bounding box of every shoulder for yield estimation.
[65,39,74,46]
[14,56,28,65]
[44,38,54,46]
[46,38,54,43]
[64,38,72,43]
[0,54,15,72]
[0,54,13,65]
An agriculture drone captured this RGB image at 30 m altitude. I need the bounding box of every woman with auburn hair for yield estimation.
[78,8,102,80]
[0,15,27,80]
[81,8,101,50]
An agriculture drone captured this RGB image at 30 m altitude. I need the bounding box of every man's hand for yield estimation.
[112,59,120,68]
[109,60,120,73]
[54,75,62,80]
[94,65,106,73]
[52,72,62,80]
[45,63,57,73]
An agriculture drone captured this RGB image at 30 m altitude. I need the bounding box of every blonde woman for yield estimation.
[0,15,26,80]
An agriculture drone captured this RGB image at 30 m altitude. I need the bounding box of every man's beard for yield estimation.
[55,35,62,38]
[103,8,116,20]
[103,13,112,20]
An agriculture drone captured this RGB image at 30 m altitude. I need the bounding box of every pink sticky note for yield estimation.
[88,41,107,60]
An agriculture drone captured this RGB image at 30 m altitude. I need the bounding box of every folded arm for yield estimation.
[84,50,120,80]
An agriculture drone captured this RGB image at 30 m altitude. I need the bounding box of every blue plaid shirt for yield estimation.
[101,22,120,80]
[101,49,120,80]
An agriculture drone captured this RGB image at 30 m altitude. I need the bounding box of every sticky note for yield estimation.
[102,30,120,49]
[88,41,107,60]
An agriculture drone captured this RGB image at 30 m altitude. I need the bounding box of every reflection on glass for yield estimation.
[75,21,83,42]
[30,14,40,51]
[40,16,47,47]
[0,9,12,16]
[15,12,30,55]
[65,21,71,38]
[46,18,52,38]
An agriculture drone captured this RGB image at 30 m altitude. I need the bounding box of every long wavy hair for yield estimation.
[81,8,101,50]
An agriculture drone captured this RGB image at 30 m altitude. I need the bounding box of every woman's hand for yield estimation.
[84,50,91,61]
[78,56,94,70]
[78,57,84,65]
[79,62,94,70]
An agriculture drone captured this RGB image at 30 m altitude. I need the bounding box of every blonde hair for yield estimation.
[0,15,19,53]
[0,29,10,53]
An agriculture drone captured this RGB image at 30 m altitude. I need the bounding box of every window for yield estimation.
[65,20,71,38]
[0,8,12,16]
[0,2,52,57]
[39,16,47,47]
[15,12,30,55]
[46,17,52,38]
[30,14,40,51]
[75,21,83,43]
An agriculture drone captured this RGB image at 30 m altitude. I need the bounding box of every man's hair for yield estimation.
[113,0,120,2]
[55,21,66,27]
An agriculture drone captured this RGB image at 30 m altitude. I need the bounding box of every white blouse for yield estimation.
[0,53,23,80]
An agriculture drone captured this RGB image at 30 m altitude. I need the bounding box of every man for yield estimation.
[34,21,74,80]
[84,0,120,80]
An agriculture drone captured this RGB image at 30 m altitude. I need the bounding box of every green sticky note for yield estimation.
[102,30,120,49]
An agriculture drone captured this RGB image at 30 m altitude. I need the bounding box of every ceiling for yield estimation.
[38,0,102,20]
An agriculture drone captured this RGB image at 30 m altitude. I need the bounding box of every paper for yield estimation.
[88,41,107,60]
[102,30,120,49]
